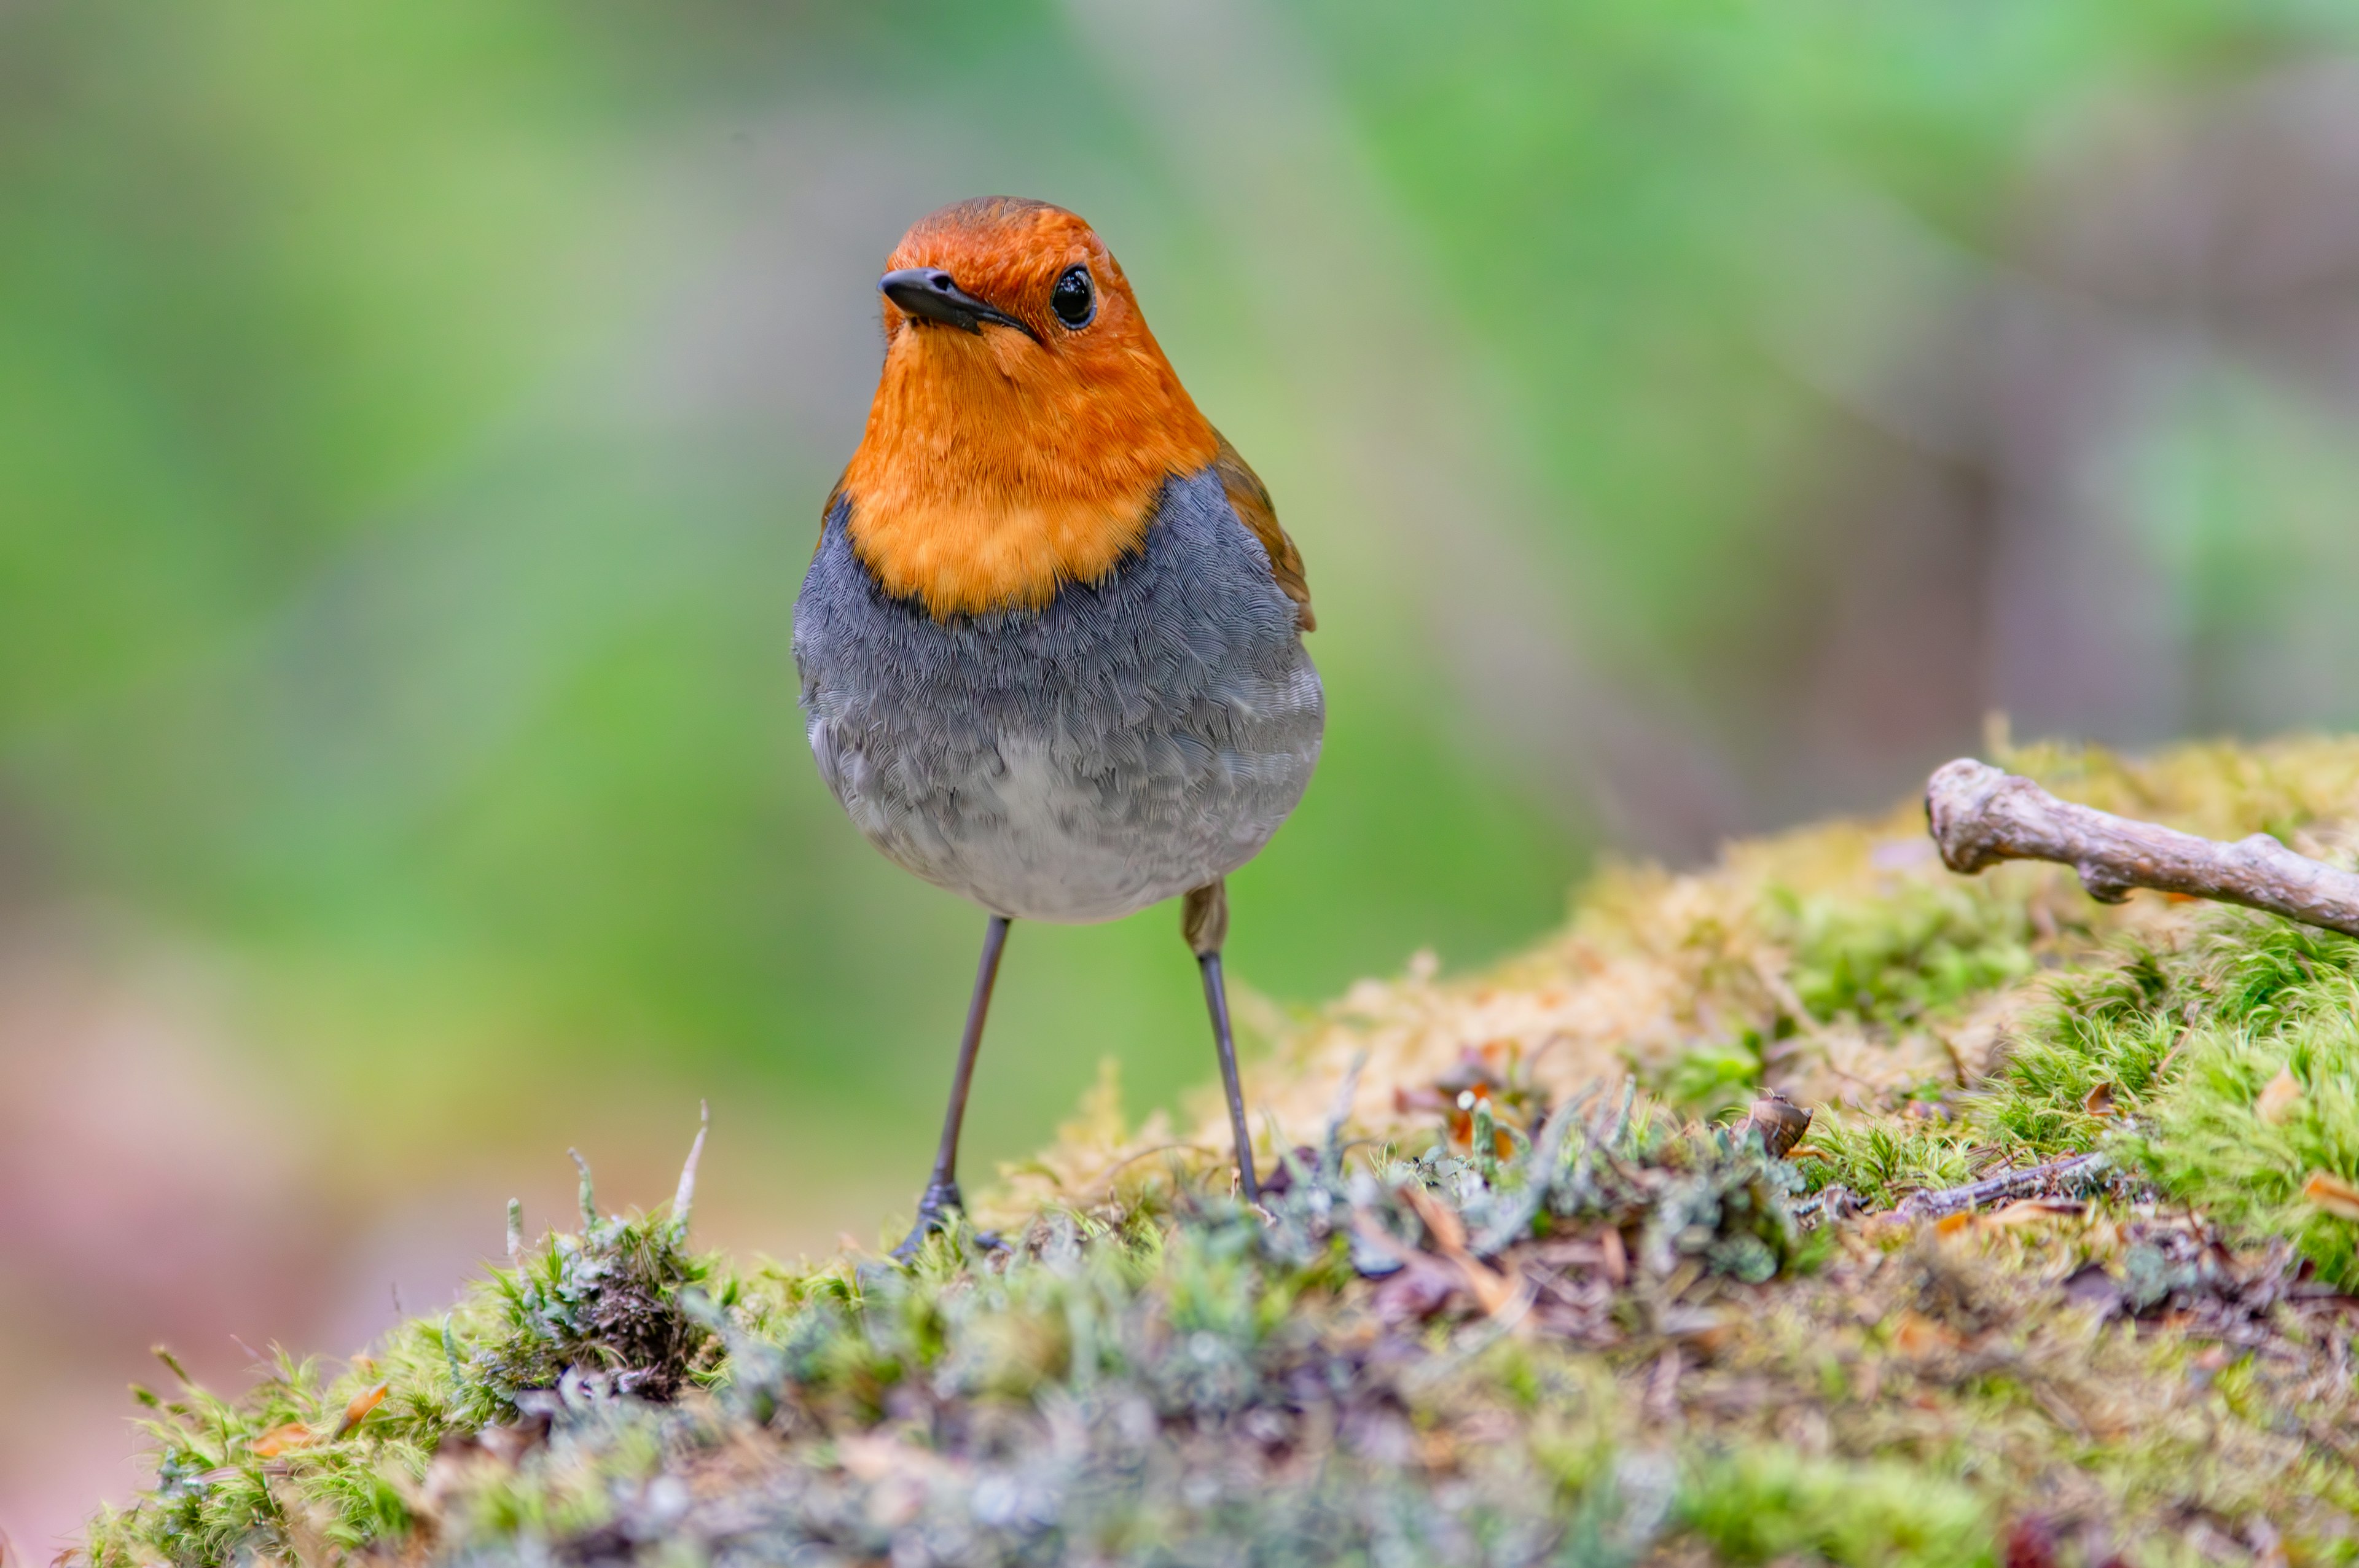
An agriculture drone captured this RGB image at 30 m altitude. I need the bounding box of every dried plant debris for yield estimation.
[77,736,2359,1567]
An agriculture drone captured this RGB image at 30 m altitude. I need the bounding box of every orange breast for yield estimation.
[839,306,1219,619]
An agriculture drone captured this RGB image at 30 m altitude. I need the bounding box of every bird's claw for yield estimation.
[890,1179,1004,1262]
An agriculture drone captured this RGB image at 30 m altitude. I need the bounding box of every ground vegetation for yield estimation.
[82,737,2359,1567]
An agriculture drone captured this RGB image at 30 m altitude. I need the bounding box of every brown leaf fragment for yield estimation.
[332,1381,389,1440]
[1393,1086,1450,1117]
[1739,1088,1813,1159]
[1353,1212,1468,1324]
[1892,1311,1963,1358]
[2301,1171,2359,1221]
[2256,1065,2303,1125]
[2081,1081,2117,1119]
[1399,1182,1467,1255]
[1458,1255,1530,1322]
[1598,1226,1628,1289]
[248,1422,312,1459]
[1670,1311,1731,1357]
[1397,1184,1531,1322]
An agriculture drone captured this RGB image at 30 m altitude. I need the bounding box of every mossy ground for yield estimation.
[80,738,2359,1567]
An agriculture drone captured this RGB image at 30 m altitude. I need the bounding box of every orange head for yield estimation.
[835,197,1221,619]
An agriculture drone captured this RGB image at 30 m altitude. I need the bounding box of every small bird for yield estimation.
[794,197,1323,1256]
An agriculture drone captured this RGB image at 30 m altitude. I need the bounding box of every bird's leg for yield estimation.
[1184,880,1259,1204]
[892,913,1011,1262]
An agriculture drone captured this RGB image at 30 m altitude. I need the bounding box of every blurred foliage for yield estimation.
[8,0,2359,1203]
[0,1,1584,1192]
[1294,0,2359,728]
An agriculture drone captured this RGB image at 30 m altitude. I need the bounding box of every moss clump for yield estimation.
[84,1052,2359,1565]
[1976,940,2185,1159]
[76,735,2359,1566]
[460,1164,723,1416]
[1675,1448,1990,1568]
[85,1153,737,1567]
[1768,880,2036,1032]
[1791,900,2359,1293]
[2144,1018,2359,1289]
[1914,907,2359,1288]
[2084,917,2359,1288]
[1794,1109,1981,1211]
[100,1351,420,1567]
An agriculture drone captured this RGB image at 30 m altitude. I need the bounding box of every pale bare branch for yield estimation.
[1925,758,2359,936]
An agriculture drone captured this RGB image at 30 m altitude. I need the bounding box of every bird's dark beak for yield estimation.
[880,268,1041,343]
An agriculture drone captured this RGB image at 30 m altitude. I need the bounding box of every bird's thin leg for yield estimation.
[1184,881,1259,1203]
[892,913,1011,1260]
[1200,954,1259,1203]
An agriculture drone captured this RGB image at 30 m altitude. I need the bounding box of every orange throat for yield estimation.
[838,325,1217,619]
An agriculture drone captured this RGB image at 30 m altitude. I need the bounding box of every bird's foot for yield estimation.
[889,1179,1003,1262]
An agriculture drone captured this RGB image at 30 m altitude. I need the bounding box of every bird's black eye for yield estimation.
[1050,265,1095,329]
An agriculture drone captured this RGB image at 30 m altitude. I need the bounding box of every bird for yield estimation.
[793,196,1323,1258]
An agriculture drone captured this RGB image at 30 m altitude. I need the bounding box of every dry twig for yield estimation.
[1895,1152,2110,1221]
[1925,758,2359,937]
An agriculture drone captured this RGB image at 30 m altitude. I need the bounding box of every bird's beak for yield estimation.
[879,268,1041,343]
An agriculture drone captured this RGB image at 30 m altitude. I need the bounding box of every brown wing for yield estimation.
[818,467,849,552]
[1211,431,1315,631]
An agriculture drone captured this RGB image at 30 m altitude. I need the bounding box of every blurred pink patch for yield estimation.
[0,917,324,1556]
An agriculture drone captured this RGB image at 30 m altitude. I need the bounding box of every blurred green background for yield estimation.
[9,0,2359,1543]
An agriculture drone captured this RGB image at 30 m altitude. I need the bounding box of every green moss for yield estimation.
[1676,1448,1992,1568]
[2140,1007,2359,1289]
[1662,1039,1764,1118]
[1963,908,2359,1286]
[1974,941,2181,1158]
[1798,1109,1979,1210]
[80,1099,1845,1566]
[87,1061,2359,1566]
[1769,881,2034,1031]
[77,738,2359,1565]
[86,1156,735,1568]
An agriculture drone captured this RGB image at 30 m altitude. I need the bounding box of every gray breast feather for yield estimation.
[792,467,1324,922]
